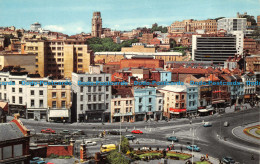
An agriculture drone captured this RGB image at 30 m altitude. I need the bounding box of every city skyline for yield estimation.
[0,0,259,35]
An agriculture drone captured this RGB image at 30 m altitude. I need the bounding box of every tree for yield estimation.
[107,150,130,164]
[170,39,176,49]
[3,34,14,47]
[242,15,257,26]
[119,136,130,154]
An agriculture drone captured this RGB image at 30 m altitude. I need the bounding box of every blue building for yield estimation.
[160,71,172,82]
[185,84,198,115]
[134,87,156,121]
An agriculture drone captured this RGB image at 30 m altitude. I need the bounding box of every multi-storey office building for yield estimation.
[24,39,94,79]
[192,33,242,65]
[71,68,111,123]
[217,18,247,34]
[242,72,256,103]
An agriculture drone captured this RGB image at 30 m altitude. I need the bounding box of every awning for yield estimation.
[49,110,69,118]
[198,109,208,112]
[212,100,225,104]
[169,108,186,113]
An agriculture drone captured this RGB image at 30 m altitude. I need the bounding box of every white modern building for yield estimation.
[71,66,111,123]
[30,22,41,31]
[217,18,247,34]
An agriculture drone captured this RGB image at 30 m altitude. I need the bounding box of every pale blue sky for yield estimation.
[0,0,259,35]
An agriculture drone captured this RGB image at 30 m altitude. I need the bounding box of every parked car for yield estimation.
[85,140,97,146]
[167,136,178,142]
[60,130,70,135]
[100,144,116,153]
[125,135,136,140]
[203,122,212,127]
[222,156,235,164]
[30,157,45,164]
[41,128,55,134]
[108,130,120,135]
[131,130,143,134]
[186,145,200,152]
[72,130,85,135]
[224,121,230,127]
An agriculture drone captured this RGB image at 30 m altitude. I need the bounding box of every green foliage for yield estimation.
[252,28,260,39]
[242,15,257,26]
[49,153,59,158]
[3,34,14,47]
[151,23,168,33]
[86,37,139,52]
[119,136,130,154]
[58,156,65,159]
[107,150,130,164]
[64,156,72,159]
[170,39,176,49]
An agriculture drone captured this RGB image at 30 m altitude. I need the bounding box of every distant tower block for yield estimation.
[91,12,102,37]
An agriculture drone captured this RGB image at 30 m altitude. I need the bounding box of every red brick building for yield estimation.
[120,57,164,69]
[150,37,161,46]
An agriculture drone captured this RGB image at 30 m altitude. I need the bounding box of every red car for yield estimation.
[41,128,56,134]
[131,130,143,134]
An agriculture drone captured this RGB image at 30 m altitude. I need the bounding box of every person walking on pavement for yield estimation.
[206,154,208,160]
[180,145,183,152]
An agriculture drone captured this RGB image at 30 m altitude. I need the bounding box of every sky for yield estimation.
[0,0,259,35]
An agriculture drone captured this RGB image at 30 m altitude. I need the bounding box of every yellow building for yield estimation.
[121,43,155,53]
[110,88,135,123]
[47,80,72,122]
[0,52,36,73]
[24,39,94,79]
[94,52,125,64]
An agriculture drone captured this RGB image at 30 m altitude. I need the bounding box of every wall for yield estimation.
[46,145,73,157]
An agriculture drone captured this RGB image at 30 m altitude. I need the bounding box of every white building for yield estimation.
[25,77,48,120]
[217,18,246,34]
[242,72,256,103]
[71,66,111,123]
[30,22,41,31]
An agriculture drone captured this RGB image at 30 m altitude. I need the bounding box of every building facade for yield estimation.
[217,18,247,34]
[71,69,111,123]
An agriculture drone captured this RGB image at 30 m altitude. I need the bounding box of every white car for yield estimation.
[85,140,97,146]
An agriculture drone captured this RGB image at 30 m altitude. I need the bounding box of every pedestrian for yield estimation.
[180,145,183,152]
[251,154,254,160]
[206,154,208,159]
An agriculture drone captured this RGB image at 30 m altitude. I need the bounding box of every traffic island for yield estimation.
[243,125,260,140]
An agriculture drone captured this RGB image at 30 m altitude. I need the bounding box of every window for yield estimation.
[88,86,91,92]
[130,100,132,104]
[52,92,56,98]
[80,104,83,110]
[4,85,6,90]
[99,95,101,101]
[93,104,96,110]
[62,85,66,89]
[52,85,56,89]
[61,92,66,97]
[115,109,120,113]
[62,101,66,108]
[80,86,83,92]
[159,99,162,104]
[159,106,161,111]
[88,95,91,101]
[88,77,91,82]
[118,101,121,105]
[181,103,184,108]
[39,90,43,95]
[12,96,15,103]
[149,91,152,95]
[93,95,96,101]
[31,100,35,107]
[19,88,22,93]
[106,94,109,100]
[175,103,179,108]
[106,103,108,109]
[88,104,91,110]
[31,90,34,95]
[149,98,152,103]
[126,100,128,105]
[176,95,179,100]
[80,95,83,101]
[39,100,43,107]
[189,95,191,99]
[182,95,184,100]
[12,88,15,92]
[139,98,142,103]
[93,86,96,92]
[106,77,109,81]
[148,106,152,111]
[98,86,101,91]
[78,47,83,51]
[98,77,102,81]
[78,53,83,56]
[52,101,56,108]
[106,86,109,91]
[19,81,22,85]
[139,106,142,111]
[80,77,84,82]
[93,77,97,81]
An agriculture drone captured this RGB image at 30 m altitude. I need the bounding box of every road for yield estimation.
[8,107,260,163]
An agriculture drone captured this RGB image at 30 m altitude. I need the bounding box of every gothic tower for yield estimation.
[91,12,102,37]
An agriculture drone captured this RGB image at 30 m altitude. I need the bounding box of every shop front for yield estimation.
[169,108,186,118]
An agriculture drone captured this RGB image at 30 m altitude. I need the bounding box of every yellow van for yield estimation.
[100,144,116,153]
